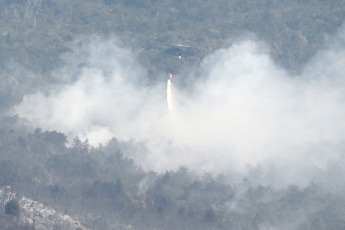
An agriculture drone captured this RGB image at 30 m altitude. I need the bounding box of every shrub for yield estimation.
[5,199,20,217]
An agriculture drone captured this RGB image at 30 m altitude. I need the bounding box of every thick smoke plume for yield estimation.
[13,28,345,187]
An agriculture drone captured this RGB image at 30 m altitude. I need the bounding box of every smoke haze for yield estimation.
[13,27,345,187]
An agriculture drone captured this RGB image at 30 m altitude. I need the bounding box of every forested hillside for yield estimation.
[2,0,345,229]
[1,0,345,109]
[0,117,345,229]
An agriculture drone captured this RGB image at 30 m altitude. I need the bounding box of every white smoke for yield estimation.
[12,27,345,187]
[13,38,168,143]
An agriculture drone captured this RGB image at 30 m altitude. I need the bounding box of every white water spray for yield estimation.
[167,79,174,113]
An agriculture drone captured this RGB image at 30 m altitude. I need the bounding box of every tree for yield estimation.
[5,199,20,217]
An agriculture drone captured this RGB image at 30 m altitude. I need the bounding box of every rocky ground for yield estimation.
[0,186,88,230]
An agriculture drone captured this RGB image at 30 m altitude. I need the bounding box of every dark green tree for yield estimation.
[5,199,20,217]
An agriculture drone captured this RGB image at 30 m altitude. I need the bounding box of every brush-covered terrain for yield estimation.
[2,0,345,229]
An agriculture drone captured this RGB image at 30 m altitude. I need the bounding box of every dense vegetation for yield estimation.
[0,117,343,229]
[2,0,345,229]
[1,0,345,110]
